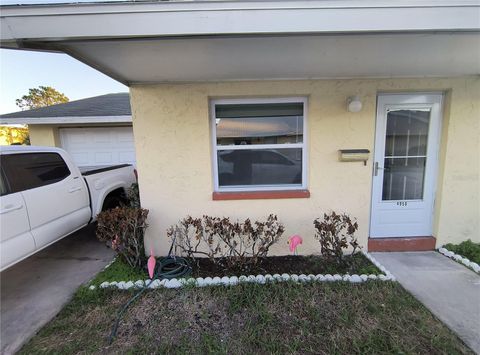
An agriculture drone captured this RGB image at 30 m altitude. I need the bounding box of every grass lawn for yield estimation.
[88,257,146,285]
[21,282,472,354]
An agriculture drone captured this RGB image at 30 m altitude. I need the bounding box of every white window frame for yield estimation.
[210,97,308,192]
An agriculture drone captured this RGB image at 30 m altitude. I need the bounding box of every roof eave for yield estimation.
[1,0,479,45]
[0,115,132,125]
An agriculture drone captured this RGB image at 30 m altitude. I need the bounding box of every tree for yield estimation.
[0,126,30,145]
[16,86,69,110]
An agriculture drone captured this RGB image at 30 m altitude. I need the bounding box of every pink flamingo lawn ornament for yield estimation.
[288,235,303,255]
[147,248,156,279]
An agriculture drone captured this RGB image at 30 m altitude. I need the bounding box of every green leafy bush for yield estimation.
[314,211,360,265]
[167,214,284,272]
[96,207,149,269]
[444,239,480,264]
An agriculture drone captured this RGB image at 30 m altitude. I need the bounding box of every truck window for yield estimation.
[0,172,7,196]
[2,153,71,193]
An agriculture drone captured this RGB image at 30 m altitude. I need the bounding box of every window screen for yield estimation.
[2,153,71,193]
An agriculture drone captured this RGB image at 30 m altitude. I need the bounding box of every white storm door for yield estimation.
[370,93,443,238]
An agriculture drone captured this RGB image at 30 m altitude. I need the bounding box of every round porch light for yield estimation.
[347,96,363,112]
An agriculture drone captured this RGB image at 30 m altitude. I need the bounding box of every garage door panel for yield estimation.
[94,152,113,164]
[60,127,136,167]
[118,151,136,163]
[68,130,88,144]
[93,131,112,144]
[118,131,134,143]
[70,152,90,166]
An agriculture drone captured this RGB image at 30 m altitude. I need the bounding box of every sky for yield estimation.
[0,48,127,114]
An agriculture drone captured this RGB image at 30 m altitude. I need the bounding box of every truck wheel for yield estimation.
[102,195,123,211]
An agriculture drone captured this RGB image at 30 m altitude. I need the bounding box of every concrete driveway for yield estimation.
[1,225,114,355]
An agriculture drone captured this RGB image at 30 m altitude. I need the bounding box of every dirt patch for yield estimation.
[189,253,379,278]
[117,290,245,347]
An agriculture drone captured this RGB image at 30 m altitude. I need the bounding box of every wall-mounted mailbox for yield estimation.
[338,149,370,165]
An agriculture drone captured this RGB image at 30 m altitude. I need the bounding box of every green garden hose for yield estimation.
[108,243,191,344]
[155,256,192,279]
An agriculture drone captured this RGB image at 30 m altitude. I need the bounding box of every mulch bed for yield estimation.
[187,253,380,278]
[90,253,382,287]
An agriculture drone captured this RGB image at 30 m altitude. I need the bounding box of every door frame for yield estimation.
[369,92,444,238]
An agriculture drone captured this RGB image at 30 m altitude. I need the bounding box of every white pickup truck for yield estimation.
[0,146,136,271]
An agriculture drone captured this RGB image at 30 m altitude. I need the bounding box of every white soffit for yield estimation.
[60,33,480,83]
[1,0,479,83]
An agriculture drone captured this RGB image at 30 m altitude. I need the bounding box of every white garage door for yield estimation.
[59,127,136,167]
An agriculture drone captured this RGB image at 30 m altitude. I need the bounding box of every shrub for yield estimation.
[96,207,149,269]
[313,211,359,265]
[167,214,284,272]
[444,239,480,264]
[126,182,141,208]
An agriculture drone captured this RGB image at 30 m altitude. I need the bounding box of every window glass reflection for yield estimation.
[218,149,302,186]
[215,103,303,145]
[382,109,430,201]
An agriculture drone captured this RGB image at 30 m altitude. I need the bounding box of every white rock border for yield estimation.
[86,256,117,287]
[102,256,117,271]
[89,251,396,290]
[438,247,480,274]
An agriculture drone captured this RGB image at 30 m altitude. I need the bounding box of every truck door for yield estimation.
[0,169,35,271]
[1,152,90,249]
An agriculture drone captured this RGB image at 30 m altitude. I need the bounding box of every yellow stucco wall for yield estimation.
[28,125,60,147]
[433,82,480,246]
[130,77,479,255]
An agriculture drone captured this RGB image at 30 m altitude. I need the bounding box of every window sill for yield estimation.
[212,190,310,201]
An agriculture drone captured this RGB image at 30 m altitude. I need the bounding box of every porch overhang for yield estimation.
[1,0,479,84]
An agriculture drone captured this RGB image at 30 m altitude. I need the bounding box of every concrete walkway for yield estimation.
[373,252,480,353]
[1,225,114,355]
